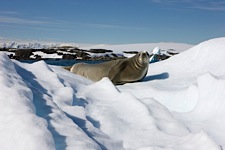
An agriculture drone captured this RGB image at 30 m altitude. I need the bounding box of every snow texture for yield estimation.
[81,42,193,53]
[0,37,225,150]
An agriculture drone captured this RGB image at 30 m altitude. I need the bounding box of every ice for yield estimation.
[1,37,225,149]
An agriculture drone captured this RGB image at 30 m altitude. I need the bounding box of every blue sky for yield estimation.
[0,0,225,44]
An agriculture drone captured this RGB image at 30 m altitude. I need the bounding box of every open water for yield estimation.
[20,59,106,66]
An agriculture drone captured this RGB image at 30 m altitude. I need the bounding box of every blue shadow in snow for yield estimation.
[142,72,169,82]
[65,113,106,150]
[14,63,67,150]
[15,62,106,149]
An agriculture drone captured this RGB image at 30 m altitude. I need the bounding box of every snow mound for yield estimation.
[0,53,54,150]
[1,37,225,149]
[149,37,225,79]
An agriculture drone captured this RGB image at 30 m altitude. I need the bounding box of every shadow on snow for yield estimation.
[14,63,67,150]
[143,72,169,82]
[14,63,107,150]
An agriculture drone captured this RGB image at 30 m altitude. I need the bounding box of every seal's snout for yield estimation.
[141,51,150,57]
[140,51,150,60]
[137,51,150,66]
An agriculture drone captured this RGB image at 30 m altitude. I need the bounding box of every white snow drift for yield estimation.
[0,38,225,150]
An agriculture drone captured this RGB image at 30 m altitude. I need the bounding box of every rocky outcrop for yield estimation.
[75,51,91,60]
[62,54,77,60]
[2,46,178,62]
[89,49,113,53]
[123,51,138,54]
[14,49,33,60]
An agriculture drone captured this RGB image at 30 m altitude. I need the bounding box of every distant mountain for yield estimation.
[0,41,67,49]
[0,38,86,49]
[0,38,194,52]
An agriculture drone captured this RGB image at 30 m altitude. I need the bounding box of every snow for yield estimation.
[0,37,225,149]
[81,42,193,54]
[82,42,193,58]
[152,47,161,55]
[31,51,63,59]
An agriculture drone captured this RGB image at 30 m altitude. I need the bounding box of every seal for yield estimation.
[68,51,150,85]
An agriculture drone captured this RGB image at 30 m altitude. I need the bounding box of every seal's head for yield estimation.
[135,51,150,67]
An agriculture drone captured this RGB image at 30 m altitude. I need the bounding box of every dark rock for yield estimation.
[43,49,57,54]
[167,51,179,56]
[111,53,126,59]
[8,54,14,59]
[0,48,8,51]
[89,49,113,53]
[62,54,77,59]
[156,54,170,61]
[56,52,64,55]
[15,49,33,60]
[123,51,138,54]
[76,51,90,59]
[111,53,118,58]
[70,48,88,53]
[34,54,42,60]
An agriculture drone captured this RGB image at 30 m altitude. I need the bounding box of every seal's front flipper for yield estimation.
[108,61,126,84]
[63,66,72,71]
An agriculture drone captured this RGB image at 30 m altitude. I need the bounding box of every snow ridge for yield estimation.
[1,37,225,149]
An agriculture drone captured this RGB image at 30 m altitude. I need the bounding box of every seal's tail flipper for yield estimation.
[63,66,72,71]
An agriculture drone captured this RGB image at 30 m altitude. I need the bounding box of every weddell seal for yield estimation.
[65,51,150,85]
